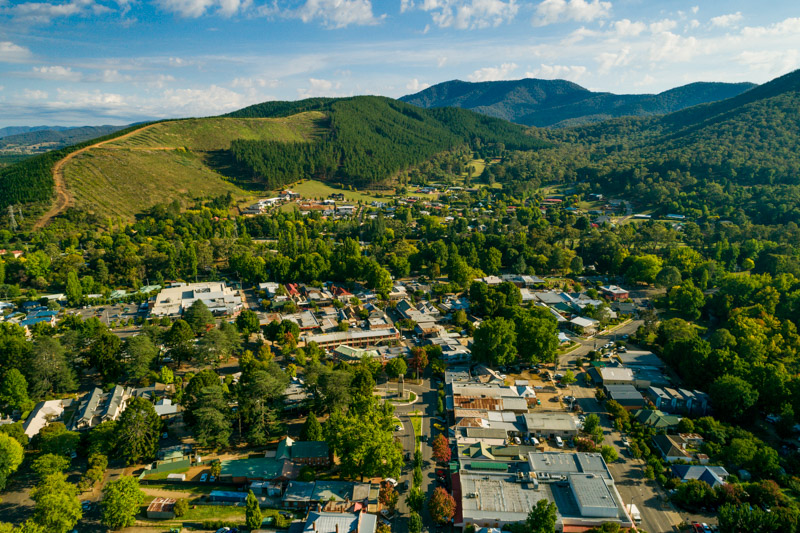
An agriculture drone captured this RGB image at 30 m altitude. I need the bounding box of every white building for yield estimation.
[150,282,243,317]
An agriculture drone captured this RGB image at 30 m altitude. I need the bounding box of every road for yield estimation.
[565,324,684,533]
[391,376,437,533]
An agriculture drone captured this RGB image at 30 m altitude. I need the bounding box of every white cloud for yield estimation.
[737,49,800,75]
[468,62,517,81]
[32,65,82,81]
[525,64,587,81]
[612,18,645,37]
[596,48,629,73]
[648,31,698,63]
[741,17,800,38]
[533,0,611,26]
[0,41,33,63]
[400,0,414,13]
[406,78,430,92]
[415,0,518,30]
[231,77,278,89]
[649,18,676,33]
[157,0,252,18]
[23,89,48,99]
[437,56,448,67]
[634,74,655,87]
[297,77,344,98]
[710,12,742,28]
[296,0,385,28]
[3,0,110,24]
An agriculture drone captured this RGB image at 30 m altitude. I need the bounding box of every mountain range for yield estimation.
[400,78,757,127]
[0,125,127,154]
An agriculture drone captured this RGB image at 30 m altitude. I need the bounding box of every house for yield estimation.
[594,367,635,387]
[259,282,281,297]
[333,345,380,362]
[220,456,299,483]
[146,497,176,519]
[632,409,682,431]
[282,481,375,510]
[426,336,471,363]
[23,399,68,438]
[154,398,180,419]
[671,465,729,488]
[600,285,629,301]
[652,434,693,462]
[276,437,331,466]
[303,328,399,349]
[569,316,599,335]
[73,385,131,430]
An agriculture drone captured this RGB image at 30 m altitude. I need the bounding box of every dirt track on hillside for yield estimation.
[33,123,160,229]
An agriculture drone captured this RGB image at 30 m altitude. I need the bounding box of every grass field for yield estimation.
[286,179,392,202]
[410,410,422,453]
[63,112,328,220]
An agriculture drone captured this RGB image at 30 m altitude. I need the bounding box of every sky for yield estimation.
[0,0,799,126]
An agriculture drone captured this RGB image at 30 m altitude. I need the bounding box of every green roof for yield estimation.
[292,441,329,459]
[220,457,286,479]
[468,461,508,471]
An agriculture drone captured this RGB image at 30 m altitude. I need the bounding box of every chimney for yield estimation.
[312,522,316,532]
[336,525,340,533]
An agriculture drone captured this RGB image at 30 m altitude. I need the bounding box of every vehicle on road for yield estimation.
[433,422,445,431]
[555,436,564,448]
[395,425,402,431]
[385,478,398,487]
[209,475,216,483]
[200,473,208,482]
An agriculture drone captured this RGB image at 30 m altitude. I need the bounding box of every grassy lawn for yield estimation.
[286,179,392,202]
[390,391,417,403]
[410,410,422,453]
[143,467,190,481]
[141,482,216,496]
[466,158,486,176]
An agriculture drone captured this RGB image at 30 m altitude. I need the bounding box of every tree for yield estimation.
[173,498,188,517]
[166,319,195,362]
[65,271,82,306]
[31,472,82,533]
[514,310,558,365]
[236,309,260,337]
[719,503,780,532]
[471,316,517,366]
[88,332,123,383]
[408,512,423,533]
[710,375,759,422]
[115,397,162,465]
[37,423,80,456]
[624,254,662,285]
[581,414,601,435]
[100,476,145,530]
[301,411,323,441]
[432,434,451,463]
[379,483,399,511]
[0,432,23,490]
[600,445,618,464]
[183,299,214,334]
[385,357,407,378]
[0,368,31,412]
[31,454,70,480]
[246,489,263,531]
[28,337,76,397]
[525,499,557,533]
[159,365,174,384]
[655,266,682,288]
[408,347,428,380]
[561,369,577,385]
[669,280,705,320]
[429,487,456,524]
[122,335,158,382]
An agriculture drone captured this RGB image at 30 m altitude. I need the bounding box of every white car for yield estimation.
[385,478,398,487]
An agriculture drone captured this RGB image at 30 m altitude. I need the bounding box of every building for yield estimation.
[23,399,68,438]
[150,282,242,317]
[671,465,729,488]
[523,413,579,439]
[604,385,645,410]
[569,316,599,335]
[282,481,375,510]
[302,328,399,349]
[146,497,176,519]
[219,456,299,483]
[426,336,471,364]
[648,387,711,415]
[600,285,629,301]
[632,409,682,431]
[333,345,380,363]
[276,437,331,466]
[73,385,131,430]
[597,367,635,387]
[652,434,696,463]
[301,511,376,533]
[617,350,664,368]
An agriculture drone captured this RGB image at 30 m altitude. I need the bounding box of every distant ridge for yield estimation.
[0,125,128,153]
[400,78,757,127]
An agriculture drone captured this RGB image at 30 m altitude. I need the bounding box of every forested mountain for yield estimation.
[0,125,126,153]
[400,78,756,127]
[226,95,544,188]
[0,126,63,139]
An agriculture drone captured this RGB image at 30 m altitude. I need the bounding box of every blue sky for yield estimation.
[0,0,799,126]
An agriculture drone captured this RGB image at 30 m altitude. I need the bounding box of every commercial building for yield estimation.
[150,282,242,317]
[301,511,377,533]
[303,328,399,349]
[523,413,579,439]
[73,385,131,430]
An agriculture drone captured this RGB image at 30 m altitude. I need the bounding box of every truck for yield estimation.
[626,503,641,523]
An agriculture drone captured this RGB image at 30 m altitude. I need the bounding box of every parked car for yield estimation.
[200,473,208,482]
[385,478,398,487]
[209,475,216,483]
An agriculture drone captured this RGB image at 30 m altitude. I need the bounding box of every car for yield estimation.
[395,425,402,431]
[536,399,541,405]
[200,473,209,482]
[209,475,216,483]
[215,528,231,533]
[385,478,398,487]
[81,500,91,510]
[554,373,563,380]
[70,451,78,459]
[433,422,445,431]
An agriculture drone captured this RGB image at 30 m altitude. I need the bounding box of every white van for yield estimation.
[555,436,564,448]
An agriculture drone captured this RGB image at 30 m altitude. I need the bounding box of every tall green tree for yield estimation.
[115,397,161,465]
[246,490,263,531]
[710,375,759,422]
[31,472,82,533]
[0,432,23,490]
[100,476,145,530]
[525,499,557,533]
[300,411,323,441]
[0,368,31,412]
[27,337,76,397]
[471,316,517,366]
[65,271,82,306]
[236,309,260,336]
[31,454,70,480]
[122,335,158,382]
[183,299,214,334]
